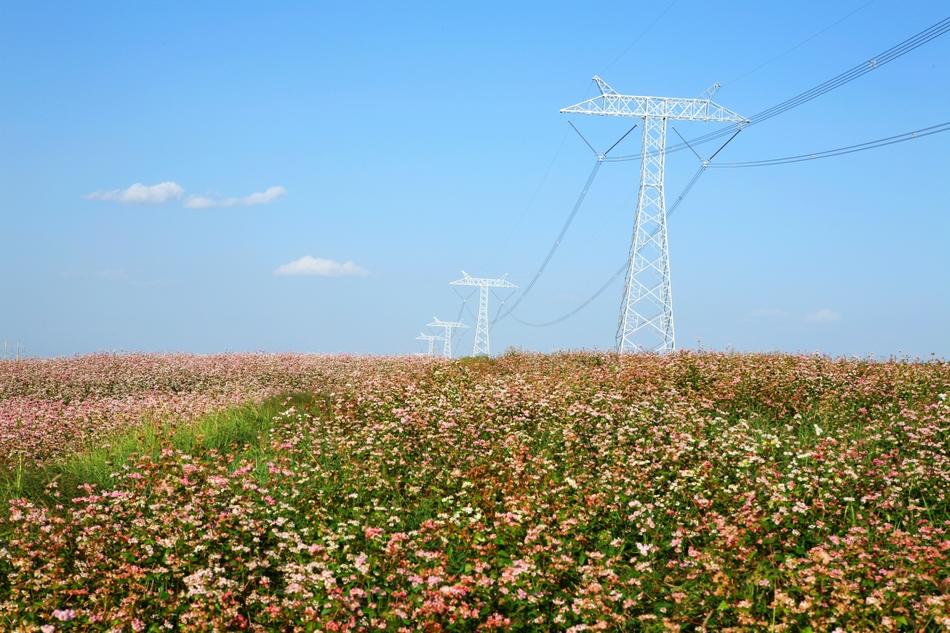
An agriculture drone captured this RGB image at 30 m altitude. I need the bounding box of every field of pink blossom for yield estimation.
[0,354,347,463]
[0,352,947,631]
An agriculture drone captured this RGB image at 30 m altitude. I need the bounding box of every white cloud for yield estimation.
[84,181,184,204]
[274,255,368,278]
[185,186,286,209]
[805,308,841,323]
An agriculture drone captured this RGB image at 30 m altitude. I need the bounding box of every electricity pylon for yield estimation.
[561,76,747,353]
[415,332,442,356]
[427,317,467,358]
[449,272,516,356]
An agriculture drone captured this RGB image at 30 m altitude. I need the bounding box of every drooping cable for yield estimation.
[721,1,876,87]
[493,124,638,326]
[511,262,628,328]
[512,131,741,328]
[527,119,949,328]
[493,17,950,332]
[493,160,603,324]
[453,287,478,323]
[601,0,680,72]
[608,15,950,162]
[709,121,950,168]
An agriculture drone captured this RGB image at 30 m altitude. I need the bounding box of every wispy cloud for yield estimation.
[805,308,841,323]
[185,186,286,209]
[84,181,184,204]
[274,255,368,278]
[84,182,286,209]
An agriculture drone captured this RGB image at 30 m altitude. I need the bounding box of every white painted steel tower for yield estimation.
[415,332,442,356]
[449,272,516,356]
[427,317,467,358]
[561,76,747,353]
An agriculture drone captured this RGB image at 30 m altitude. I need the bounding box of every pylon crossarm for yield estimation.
[593,75,618,96]
[428,317,467,329]
[415,332,444,357]
[562,77,747,123]
[450,273,517,289]
[562,94,746,123]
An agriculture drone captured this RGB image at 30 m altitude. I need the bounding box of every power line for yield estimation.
[609,15,950,162]
[494,160,602,324]
[704,16,950,138]
[602,0,680,73]
[497,127,571,258]
[710,121,950,168]
[491,16,950,335]
[721,0,876,87]
[493,123,639,326]
[511,158,711,328]
[523,120,948,329]
[512,262,627,328]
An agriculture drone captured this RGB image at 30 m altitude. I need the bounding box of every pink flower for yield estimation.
[364,526,383,540]
[52,609,76,622]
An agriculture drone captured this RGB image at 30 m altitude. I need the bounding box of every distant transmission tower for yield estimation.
[415,332,442,356]
[449,272,516,356]
[427,317,467,358]
[562,76,747,353]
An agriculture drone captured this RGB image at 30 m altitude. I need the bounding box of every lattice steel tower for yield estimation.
[449,272,516,356]
[427,317,467,358]
[415,332,441,356]
[562,76,747,352]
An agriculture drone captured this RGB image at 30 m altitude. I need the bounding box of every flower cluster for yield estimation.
[0,354,365,463]
[0,352,947,631]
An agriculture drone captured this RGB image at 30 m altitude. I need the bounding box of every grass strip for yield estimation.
[0,391,317,505]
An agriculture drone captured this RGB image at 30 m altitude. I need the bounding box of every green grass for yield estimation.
[0,391,318,505]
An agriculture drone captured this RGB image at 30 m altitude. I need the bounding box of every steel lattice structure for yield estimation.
[415,332,442,356]
[427,317,467,358]
[449,272,516,356]
[561,76,747,353]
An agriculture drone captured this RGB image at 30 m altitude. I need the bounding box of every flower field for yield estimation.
[0,354,340,463]
[0,352,947,631]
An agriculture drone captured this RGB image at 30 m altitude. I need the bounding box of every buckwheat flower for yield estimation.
[355,552,370,574]
[364,526,383,540]
[52,609,76,621]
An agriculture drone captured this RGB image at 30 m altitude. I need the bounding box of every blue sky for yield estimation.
[1,1,947,358]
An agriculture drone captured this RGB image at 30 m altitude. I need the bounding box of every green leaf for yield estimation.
[717,600,729,612]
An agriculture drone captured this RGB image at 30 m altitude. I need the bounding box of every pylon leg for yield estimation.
[442,329,452,358]
[473,287,490,356]
[617,116,675,353]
